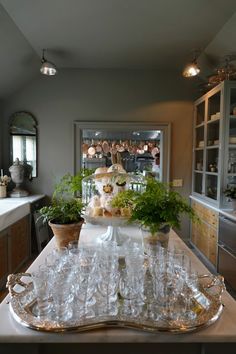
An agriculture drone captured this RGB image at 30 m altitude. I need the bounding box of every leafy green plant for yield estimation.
[113,178,196,235]
[40,198,84,224]
[223,186,236,199]
[39,169,93,224]
[111,189,138,209]
[53,168,94,199]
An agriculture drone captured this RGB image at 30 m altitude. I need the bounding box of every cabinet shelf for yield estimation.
[205,172,218,176]
[206,145,219,149]
[194,170,203,173]
[192,81,236,205]
[207,118,220,124]
[195,123,205,128]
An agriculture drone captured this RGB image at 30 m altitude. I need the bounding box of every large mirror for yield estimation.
[74,121,171,183]
[9,111,38,178]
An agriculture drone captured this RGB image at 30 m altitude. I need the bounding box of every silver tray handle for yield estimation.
[199,274,226,299]
[6,273,32,298]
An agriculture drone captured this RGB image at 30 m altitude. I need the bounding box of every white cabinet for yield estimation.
[222,83,236,208]
[192,80,236,207]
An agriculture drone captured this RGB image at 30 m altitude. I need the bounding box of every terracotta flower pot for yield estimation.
[49,218,84,249]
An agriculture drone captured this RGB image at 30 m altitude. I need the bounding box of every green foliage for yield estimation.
[40,198,84,224]
[129,178,196,234]
[111,189,138,209]
[39,169,93,224]
[223,186,236,199]
[53,168,94,200]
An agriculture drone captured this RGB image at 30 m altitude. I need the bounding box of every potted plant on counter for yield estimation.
[111,178,196,251]
[39,170,93,249]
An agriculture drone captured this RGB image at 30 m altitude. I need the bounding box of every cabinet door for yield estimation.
[191,201,218,266]
[193,83,224,204]
[0,230,8,288]
[191,220,217,266]
[208,228,217,266]
[223,85,236,209]
[9,216,30,272]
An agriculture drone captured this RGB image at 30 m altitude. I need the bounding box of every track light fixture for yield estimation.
[40,49,57,76]
[182,51,200,78]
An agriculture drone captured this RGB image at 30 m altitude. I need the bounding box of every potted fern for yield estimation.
[39,169,93,249]
[111,178,196,250]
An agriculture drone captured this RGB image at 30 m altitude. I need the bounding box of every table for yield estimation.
[0,224,236,354]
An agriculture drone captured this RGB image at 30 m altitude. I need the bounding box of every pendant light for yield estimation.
[40,49,57,76]
[182,52,200,78]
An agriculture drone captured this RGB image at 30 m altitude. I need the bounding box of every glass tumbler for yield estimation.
[31,269,52,319]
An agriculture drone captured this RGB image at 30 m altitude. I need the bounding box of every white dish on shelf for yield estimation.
[198,141,204,148]
[229,137,236,144]
[214,140,219,145]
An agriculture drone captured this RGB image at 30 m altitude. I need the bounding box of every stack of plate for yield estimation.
[198,141,204,148]
[229,137,236,144]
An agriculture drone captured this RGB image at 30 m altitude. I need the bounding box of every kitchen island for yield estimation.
[0,224,236,354]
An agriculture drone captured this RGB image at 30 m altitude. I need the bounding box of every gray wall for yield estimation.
[2,69,195,238]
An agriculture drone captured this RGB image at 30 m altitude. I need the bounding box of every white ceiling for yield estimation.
[0,0,236,98]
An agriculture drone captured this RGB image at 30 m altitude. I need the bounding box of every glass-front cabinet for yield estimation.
[223,84,236,207]
[192,80,236,207]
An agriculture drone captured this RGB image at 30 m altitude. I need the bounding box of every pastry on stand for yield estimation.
[82,164,142,249]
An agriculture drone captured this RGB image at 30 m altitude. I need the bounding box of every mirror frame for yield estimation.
[9,111,38,178]
[73,121,171,183]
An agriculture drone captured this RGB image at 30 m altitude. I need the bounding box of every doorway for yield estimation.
[74,121,171,183]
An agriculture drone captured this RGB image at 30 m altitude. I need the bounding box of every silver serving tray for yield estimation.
[6,272,225,334]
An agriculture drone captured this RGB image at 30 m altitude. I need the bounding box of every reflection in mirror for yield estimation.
[9,112,37,178]
[74,122,170,183]
[82,129,162,180]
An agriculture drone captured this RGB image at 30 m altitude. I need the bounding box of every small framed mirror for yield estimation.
[9,111,38,178]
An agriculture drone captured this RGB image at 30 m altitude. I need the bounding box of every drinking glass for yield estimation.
[180,272,199,323]
[50,267,74,322]
[73,268,97,319]
[119,268,145,317]
[31,268,52,319]
[97,270,120,316]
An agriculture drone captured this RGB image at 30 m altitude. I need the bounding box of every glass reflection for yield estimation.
[82,129,162,180]
[9,111,37,177]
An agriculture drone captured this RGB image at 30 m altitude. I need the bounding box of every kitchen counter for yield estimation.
[190,195,236,221]
[0,224,236,354]
[0,195,45,232]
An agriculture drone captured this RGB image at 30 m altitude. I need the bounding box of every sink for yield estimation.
[0,199,30,231]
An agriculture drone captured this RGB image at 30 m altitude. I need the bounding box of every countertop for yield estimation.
[0,195,45,231]
[0,224,236,346]
[190,195,236,222]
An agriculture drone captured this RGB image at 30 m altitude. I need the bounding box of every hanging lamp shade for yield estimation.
[182,59,200,77]
[40,49,57,76]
